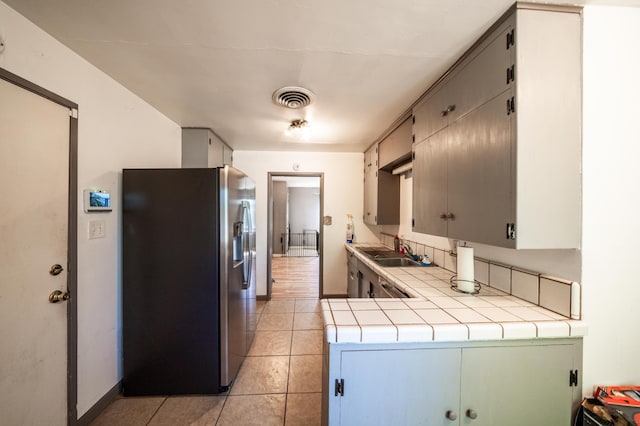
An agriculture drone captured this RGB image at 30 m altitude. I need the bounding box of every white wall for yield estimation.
[289,187,320,234]
[581,5,640,395]
[0,1,181,417]
[233,151,377,296]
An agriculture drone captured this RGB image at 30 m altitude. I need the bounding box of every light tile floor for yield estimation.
[91,298,323,426]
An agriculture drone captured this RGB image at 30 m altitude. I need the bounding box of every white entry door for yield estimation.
[0,77,71,424]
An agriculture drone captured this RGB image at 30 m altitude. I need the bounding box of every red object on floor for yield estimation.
[595,386,640,425]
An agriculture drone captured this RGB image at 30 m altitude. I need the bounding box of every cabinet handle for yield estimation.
[506,64,515,84]
[445,410,457,421]
[507,96,515,115]
[440,104,456,117]
[440,213,448,220]
[447,213,455,220]
[466,409,478,420]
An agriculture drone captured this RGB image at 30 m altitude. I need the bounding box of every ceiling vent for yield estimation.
[272,86,315,109]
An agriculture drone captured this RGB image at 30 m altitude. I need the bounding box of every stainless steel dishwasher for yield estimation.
[370,277,409,298]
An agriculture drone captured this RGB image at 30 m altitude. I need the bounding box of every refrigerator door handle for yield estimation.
[241,202,252,289]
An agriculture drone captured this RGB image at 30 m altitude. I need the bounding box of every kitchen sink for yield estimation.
[373,257,422,267]
[355,246,423,266]
[356,247,401,258]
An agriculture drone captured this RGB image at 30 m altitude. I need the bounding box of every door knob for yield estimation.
[49,290,70,304]
[445,410,457,421]
[466,409,478,419]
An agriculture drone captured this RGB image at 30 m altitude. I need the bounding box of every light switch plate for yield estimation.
[89,220,106,239]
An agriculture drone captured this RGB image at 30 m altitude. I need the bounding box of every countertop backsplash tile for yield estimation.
[511,269,540,305]
[539,276,572,318]
[489,263,512,293]
[474,259,490,285]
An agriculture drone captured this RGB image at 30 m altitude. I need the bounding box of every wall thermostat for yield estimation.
[84,189,112,212]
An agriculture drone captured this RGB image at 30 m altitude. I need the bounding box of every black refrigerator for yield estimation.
[122,166,256,395]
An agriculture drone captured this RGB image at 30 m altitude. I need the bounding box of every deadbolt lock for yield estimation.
[49,264,64,276]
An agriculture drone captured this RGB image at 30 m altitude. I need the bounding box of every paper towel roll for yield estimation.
[456,246,475,293]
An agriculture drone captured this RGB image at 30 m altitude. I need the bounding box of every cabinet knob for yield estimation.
[440,213,448,220]
[445,410,457,421]
[440,104,457,116]
[466,409,478,420]
[447,212,455,220]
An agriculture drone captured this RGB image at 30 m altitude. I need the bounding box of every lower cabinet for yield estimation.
[346,251,360,298]
[323,339,582,426]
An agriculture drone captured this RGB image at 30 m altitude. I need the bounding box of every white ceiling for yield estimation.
[4,0,640,152]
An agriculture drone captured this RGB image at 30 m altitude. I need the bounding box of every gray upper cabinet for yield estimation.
[412,22,512,146]
[181,127,233,168]
[378,117,412,170]
[412,130,448,236]
[363,145,378,224]
[447,90,513,246]
[363,144,400,225]
[413,83,449,143]
[412,4,581,249]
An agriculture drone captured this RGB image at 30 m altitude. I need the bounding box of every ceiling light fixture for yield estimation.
[285,119,311,140]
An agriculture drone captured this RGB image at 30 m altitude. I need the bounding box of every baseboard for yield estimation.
[76,381,122,426]
[257,295,269,301]
[321,294,348,299]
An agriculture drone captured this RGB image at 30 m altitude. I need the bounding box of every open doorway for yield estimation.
[267,173,323,300]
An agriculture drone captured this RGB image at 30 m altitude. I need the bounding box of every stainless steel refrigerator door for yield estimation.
[219,166,254,387]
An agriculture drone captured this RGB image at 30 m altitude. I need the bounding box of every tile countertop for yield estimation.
[321,243,588,344]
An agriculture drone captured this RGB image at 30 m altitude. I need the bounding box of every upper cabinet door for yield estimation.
[447,21,514,123]
[378,117,412,170]
[412,83,450,144]
[182,128,232,168]
[363,145,378,225]
[446,90,514,247]
[207,130,224,167]
[412,131,448,237]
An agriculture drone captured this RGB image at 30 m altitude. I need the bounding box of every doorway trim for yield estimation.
[0,67,78,425]
[267,172,324,300]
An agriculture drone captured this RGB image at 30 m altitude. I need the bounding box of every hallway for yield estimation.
[271,256,319,299]
[91,298,323,425]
